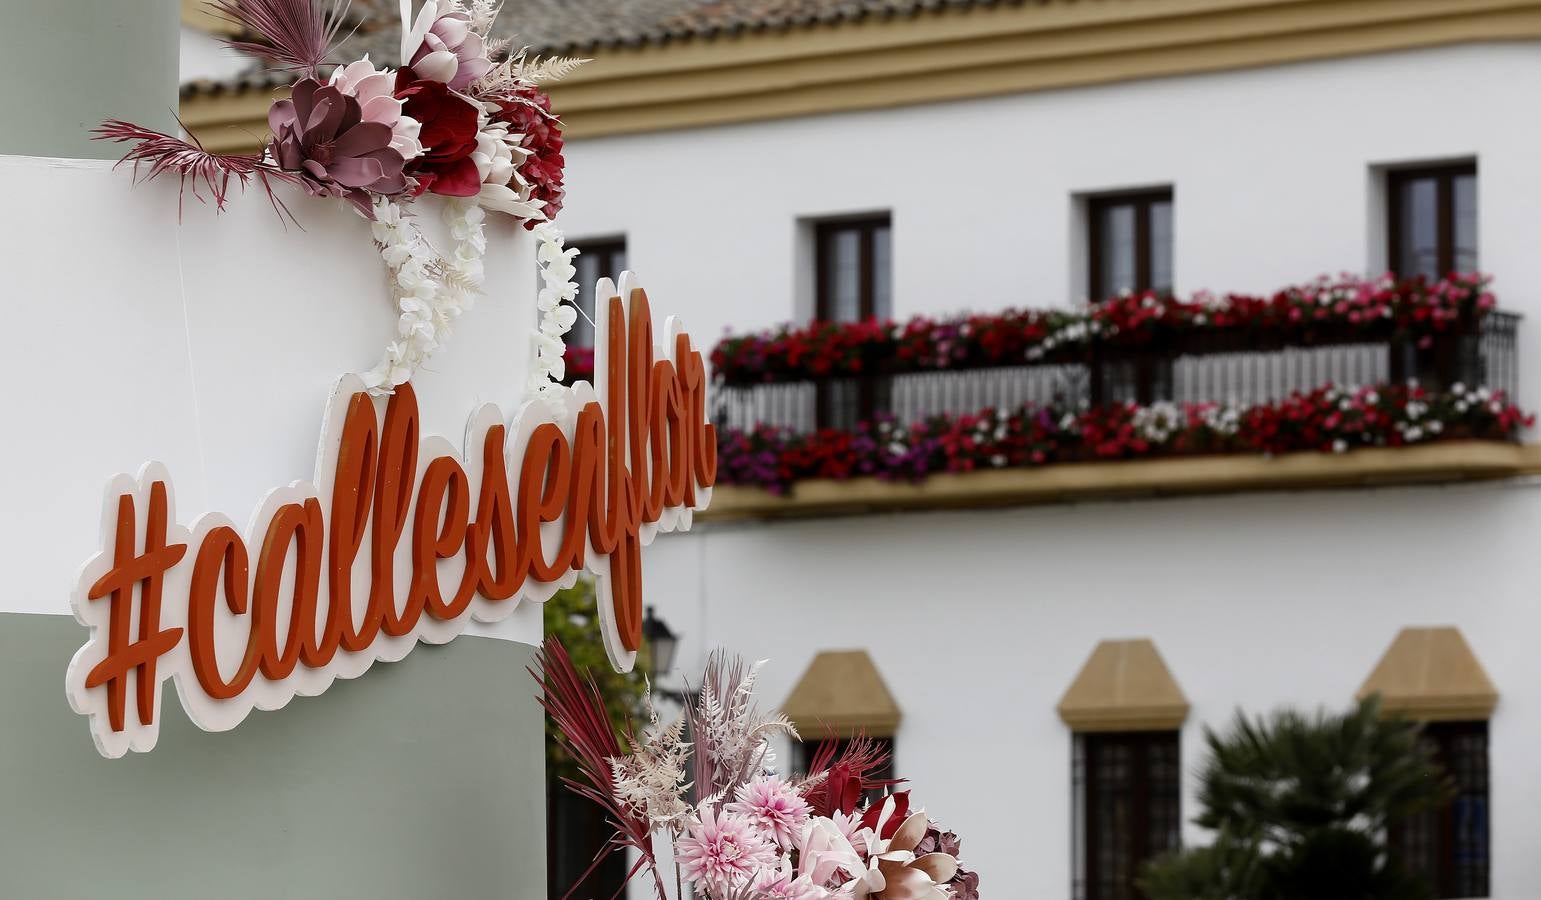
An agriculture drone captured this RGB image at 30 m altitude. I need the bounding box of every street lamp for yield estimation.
[641,606,689,703]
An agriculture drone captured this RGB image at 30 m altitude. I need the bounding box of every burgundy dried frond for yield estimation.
[804,732,906,818]
[211,0,350,77]
[531,638,667,900]
[92,119,303,223]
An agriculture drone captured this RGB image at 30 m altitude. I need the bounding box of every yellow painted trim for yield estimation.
[183,0,240,36]
[1358,627,1499,722]
[546,0,1541,138]
[180,0,1541,147]
[782,650,903,740]
[1059,639,1190,733]
[181,88,286,154]
[700,442,1541,521]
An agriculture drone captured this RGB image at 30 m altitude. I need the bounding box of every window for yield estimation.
[1088,190,1173,302]
[1074,731,1181,900]
[1391,721,1490,898]
[791,736,897,807]
[1388,163,1477,280]
[814,216,892,427]
[568,239,628,349]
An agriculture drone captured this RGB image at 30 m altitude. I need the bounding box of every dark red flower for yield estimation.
[824,762,865,817]
[395,74,481,197]
[495,88,567,227]
[860,790,911,839]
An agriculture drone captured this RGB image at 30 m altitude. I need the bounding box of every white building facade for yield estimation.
[173,1,1541,897]
[556,32,1541,900]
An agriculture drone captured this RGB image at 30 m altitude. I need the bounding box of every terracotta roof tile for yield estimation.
[183,0,1060,95]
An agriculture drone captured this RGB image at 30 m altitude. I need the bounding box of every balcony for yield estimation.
[703,275,1533,520]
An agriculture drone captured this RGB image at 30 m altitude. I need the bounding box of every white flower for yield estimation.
[527,224,583,409]
[360,198,487,396]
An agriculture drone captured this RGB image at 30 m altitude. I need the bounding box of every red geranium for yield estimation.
[395,74,481,197]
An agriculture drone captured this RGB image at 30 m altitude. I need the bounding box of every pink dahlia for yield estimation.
[677,807,778,892]
[727,775,812,849]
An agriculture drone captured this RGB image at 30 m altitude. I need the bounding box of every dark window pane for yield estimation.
[1453,173,1478,273]
[566,241,627,349]
[1098,204,1137,297]
[1389,164,1477,279]
[1399,177,1441,281]
[1079,731,1181,900]
[871,224,892,320]
[1390,720,1489,898]
[1149,200,1173,294]
[1088,190,1173,301]
[814,217,893,428]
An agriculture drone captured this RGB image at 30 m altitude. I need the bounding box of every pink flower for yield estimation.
[329,57,423,162]
[401,2,492,91]
[751,860,832,900]
[677,807,778,892]
[727,775,813,849]
[797,816,867,888]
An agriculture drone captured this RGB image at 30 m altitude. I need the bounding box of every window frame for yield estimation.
[812,215,892,427]
[1075,730,1182,900]
[1086,189,1174,303]
[1390,719,1490,898]
[813,216,891,325]
[567,237,628,349]
[1386,162,1477,280]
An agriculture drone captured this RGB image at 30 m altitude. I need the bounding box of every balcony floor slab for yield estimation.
[701,441,1541,521]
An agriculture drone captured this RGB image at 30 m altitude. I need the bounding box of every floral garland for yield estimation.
[538,640,979,900]
[96,0,585,394]
[717,383,1532,494]
[710,273,1498,386]
[365,197,486,390]
[527,223,580,411]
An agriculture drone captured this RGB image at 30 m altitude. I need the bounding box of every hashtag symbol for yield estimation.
[83,481,187,733]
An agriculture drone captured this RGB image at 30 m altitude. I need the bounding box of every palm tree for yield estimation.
[1143,696,1452,900]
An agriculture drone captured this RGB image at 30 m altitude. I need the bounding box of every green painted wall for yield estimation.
[0,0,179,158]
[0,613,546,899]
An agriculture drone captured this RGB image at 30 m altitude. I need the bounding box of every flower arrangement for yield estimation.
[535,639,979,899]
[710,274,1497,386]
[716,383,1531,494]
[94,0,585,394]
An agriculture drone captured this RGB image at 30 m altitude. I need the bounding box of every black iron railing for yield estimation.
[712,313,1521,432]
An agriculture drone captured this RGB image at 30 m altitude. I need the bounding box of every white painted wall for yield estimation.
[557,43,1541,899]
[0,155,541,644]
[639,480,1541,899]
[560,42,1541,404]
[179,24,252,82]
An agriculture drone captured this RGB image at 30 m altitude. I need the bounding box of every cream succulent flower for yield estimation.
[844,801,959,900]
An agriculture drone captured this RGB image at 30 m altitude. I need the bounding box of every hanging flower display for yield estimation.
[716,383,1532,494]
[93,0,588,394]
[536,641,980,900]
[711,273,1499,386]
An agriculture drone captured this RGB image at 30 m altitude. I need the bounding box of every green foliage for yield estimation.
[542,581,649,779]
[1142,696,1452,900]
